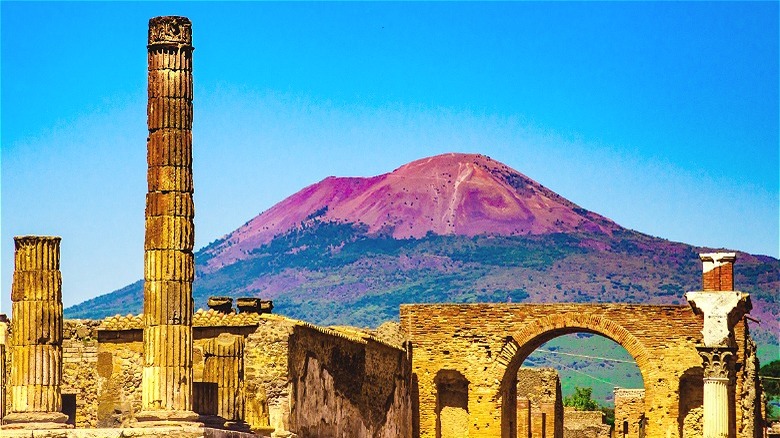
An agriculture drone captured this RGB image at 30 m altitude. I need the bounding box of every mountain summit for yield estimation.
[203,153,619,272]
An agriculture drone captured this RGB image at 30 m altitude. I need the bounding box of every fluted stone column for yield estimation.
[698,347,735,438]
[2,236,68,428]
[202,334,245,427]
[138,15,197,423]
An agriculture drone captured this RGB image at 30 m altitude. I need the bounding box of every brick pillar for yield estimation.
[2,236,68,428]
[531,410,545,438]
[517,398,531,438]
[138,15,197,423]
[700,253,735,292]
[697,347,736,438]
[540,402,556,438]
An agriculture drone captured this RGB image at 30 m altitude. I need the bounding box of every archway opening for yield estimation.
[500,323,649,438]
[436,369,470,438]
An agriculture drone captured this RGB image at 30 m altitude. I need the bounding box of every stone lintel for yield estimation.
[685,291,751,347]
[699,252,736,269]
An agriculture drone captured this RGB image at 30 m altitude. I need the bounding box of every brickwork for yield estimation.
[614,389,644,438]
[400,303,757,438]
[700,253,735,292]
[516,368,563,438]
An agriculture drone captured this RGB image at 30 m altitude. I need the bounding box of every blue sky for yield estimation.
[2,2,778,312]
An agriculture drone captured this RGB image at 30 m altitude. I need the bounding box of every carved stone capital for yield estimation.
[149,16,192,47]
[697,346,736,381]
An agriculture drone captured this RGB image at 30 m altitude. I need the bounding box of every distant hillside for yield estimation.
[65,153,779,363]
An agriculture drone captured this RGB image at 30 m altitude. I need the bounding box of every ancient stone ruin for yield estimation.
[0,14,768,438]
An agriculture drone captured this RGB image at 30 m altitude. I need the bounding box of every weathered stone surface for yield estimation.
[141,15,196,422]
[236,298,273,314]
[400,303,758,438]
[614,388,645,438]
[516,368,562,438]
[3,236,68,428]
[206,298,234,315]
[686,291,751,347]
[562,408,609,438]
[202,334,244,424]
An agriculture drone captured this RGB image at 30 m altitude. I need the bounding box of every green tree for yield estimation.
[761,360,780,420]
[564,386,600,411]
[760,360,780,398]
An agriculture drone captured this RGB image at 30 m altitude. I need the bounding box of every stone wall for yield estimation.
[562,408,609,438]
[400,303,757,438]
[62,320,100,427]
[614,389,645,438]
[95,329,144,426]
[517,367,563,438]
[287,324,412,438]
[244,316,294,433]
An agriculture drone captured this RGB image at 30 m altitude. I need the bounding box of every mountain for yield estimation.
[200,153,620,273]
[65,153,779,362]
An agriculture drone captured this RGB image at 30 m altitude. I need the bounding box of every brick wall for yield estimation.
[614,389,645,438]
[400,303,756,438]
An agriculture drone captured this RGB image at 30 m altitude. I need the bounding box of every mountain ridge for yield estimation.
[64,152,779,362]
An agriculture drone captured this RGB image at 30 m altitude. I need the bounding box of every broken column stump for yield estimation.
[199,333,247,430]
[2,236,69,429]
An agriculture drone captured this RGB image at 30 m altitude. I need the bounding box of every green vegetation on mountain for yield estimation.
[66,218,779,365]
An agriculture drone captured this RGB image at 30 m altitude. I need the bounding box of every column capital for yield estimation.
[696,345,736,381]
[148,16,192,48]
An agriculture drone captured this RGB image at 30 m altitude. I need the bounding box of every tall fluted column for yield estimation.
[698,347,735,438]
[2,236,68,428]
[138,15,197,423]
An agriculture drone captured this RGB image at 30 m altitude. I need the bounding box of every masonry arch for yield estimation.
[495,313,653,438]
[401,303,728,438]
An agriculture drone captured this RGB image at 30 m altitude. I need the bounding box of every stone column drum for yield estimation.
[203,334,245,425]
[2,236,68,428]
[698,347,736,438]
[139,15,197,422]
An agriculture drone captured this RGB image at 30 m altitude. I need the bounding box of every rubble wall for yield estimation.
[563,408,609,438]
[95,330,144,426]
[62,320,100,427]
